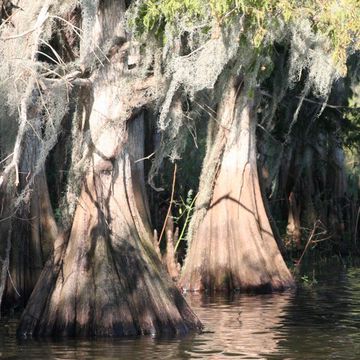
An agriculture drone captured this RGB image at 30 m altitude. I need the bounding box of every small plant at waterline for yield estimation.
[173,189,198,252]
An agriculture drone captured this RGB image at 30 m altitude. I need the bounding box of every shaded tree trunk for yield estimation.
[180,77,294,292]
[286,191,302,248]
[1,82,58,312]
[2,172,58,310]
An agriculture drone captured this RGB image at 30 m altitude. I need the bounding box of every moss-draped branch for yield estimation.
[129,0,359,76]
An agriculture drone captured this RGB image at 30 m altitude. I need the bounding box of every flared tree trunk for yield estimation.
[2,172,58,310]
[17,0,201,337]
[0,83,58,312]
[18,114,201,337]
[180,77,294,292]
[0,1,66,312]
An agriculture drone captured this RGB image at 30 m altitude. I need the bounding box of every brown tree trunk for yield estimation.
[1,83,58,311]
[17,0,201,337]
[18,113,201,337]
[286,191,302,248]
[281,130,348,251]
[0,1,66,312]
[180,77,294,292]
[2,172,58,310]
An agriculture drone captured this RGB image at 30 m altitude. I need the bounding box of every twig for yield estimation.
[158,163,177,245]
[257,123,282,144]
[0,222,12,315]
[219,8,237,23]
[0,79,38,190]
[50,14,110,66]
[7,268,21,297]
[296,220,321,266]
[174,193,198,252]
[311,235,333,243]
[39,38,66,66]
[135,151,155,163]
[194,100,231,131]
[261,90,357,111]
[180,44,206,59]
[0,152,14,165]
[0,4,49,41]
[0,7,21,32]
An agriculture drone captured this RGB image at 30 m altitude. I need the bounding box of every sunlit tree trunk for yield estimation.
[18,114,201,336]
[17,0,201,337]
[180,77,294,292]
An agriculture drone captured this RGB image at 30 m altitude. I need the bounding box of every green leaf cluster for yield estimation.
[129,0,360,76]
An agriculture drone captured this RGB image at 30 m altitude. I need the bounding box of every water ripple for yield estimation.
[2,264,360,359]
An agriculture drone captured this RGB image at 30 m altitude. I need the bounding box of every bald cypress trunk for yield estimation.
[2,172,57,310]
[180,77,294,292]
[18,114,201,337]
[17,0,201,337]
[0,83,58,312]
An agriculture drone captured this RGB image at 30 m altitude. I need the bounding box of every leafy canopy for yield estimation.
[130,0,360,76]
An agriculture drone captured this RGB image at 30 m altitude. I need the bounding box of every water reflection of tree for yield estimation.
[185,293,292,358]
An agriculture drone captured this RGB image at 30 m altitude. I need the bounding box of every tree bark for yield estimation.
[1,83,59,311]
[180,77,294,292]
[0,2,61,312]
[2,171,58,310]
[18,112,201,337]
[17,0,201,337]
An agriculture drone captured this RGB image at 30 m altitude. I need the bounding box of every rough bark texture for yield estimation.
[17,0,201,337]
[180,78,294,292]
[0,1,64,312]
[18,114,201,337]
[2,172,57,310]
[1,83,58,311]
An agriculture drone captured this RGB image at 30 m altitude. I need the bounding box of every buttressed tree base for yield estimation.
[180,77,294,292]
[0,0,201,337]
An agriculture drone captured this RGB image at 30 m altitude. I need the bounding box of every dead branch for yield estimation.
[158,163,177,245]
[295,220,328,266]
[0,4,49,41]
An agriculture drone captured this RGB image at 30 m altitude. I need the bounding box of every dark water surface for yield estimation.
[1,264,360,359]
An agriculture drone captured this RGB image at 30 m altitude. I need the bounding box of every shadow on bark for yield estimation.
[180,78,295,293]
[17,115,202,338]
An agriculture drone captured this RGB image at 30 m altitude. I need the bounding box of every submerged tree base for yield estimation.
[17,226,202,337]
[17,118,202,338]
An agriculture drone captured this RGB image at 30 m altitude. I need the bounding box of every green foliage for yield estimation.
[129,0,360,76]
[129,0,204,38]
[173,189,197,252]
[300,272,318,287]
[343,108,360,151]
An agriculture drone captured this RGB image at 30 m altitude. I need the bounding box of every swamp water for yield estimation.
[1,263,360,359]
